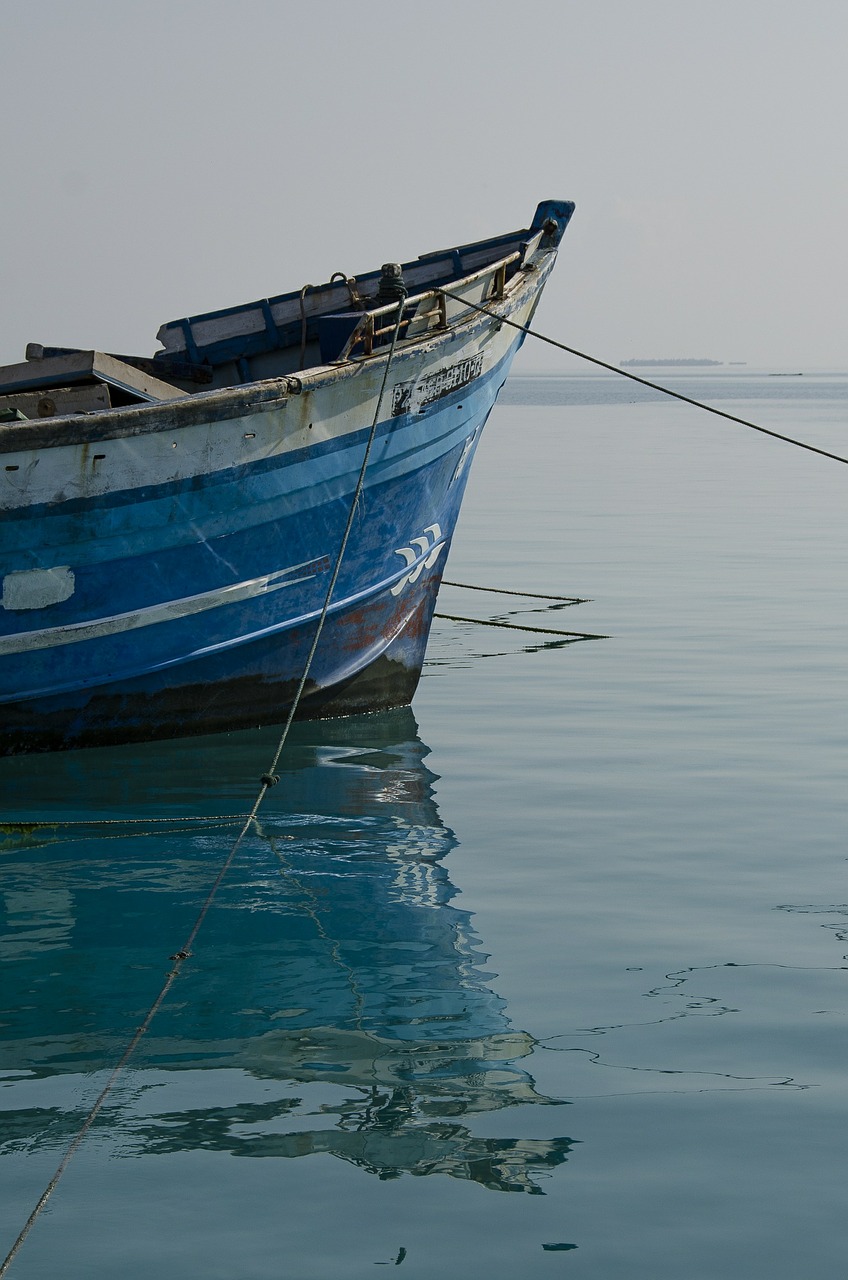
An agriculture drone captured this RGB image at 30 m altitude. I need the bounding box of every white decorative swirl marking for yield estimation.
[394,546,417,569]
[390,523,445,596]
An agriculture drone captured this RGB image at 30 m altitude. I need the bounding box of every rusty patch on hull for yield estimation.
[0,576,440,756]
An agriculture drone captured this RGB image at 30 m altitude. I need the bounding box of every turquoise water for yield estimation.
[3,371,848,1277]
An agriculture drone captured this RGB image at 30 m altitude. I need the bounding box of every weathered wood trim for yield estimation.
[0,384,111,418]
[0,351,188,403]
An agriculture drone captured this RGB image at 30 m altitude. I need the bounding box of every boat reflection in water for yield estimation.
[0,708,571,1194]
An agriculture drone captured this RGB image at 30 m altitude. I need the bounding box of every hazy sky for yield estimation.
[2,0,846,371]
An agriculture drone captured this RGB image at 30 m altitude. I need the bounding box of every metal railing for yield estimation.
[333,251,520,362]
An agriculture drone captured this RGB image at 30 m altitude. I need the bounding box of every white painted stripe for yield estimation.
[0,557,328,656]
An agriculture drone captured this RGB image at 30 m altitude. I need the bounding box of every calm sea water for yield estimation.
[3,370,848,1278]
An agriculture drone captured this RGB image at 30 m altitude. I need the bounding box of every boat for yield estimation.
[0,199,575,755]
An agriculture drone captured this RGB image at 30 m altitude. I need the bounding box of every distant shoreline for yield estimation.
[621,358,722,367]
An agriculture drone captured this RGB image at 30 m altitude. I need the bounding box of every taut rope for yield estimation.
[441,289,848,468]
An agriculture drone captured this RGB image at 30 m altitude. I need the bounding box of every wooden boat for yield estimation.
[0,200,574,754]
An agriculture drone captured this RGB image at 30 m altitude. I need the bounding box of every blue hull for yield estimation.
[1,360,504,753]
[0,200,574,753]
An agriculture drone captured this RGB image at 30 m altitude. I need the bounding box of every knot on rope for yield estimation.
[169,949,191,961]
[260,773,280,788]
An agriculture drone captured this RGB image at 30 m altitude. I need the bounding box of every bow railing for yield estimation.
[333,251,520,362]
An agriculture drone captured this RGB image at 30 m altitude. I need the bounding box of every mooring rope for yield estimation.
[265,831,366,1028]
[442,580,588,603]
[434,612,607,639]
[258,295,407,786]
[0,302,409,1279]
[441,289,848,468]
[1,814,247,831]
[0,822,244,855]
